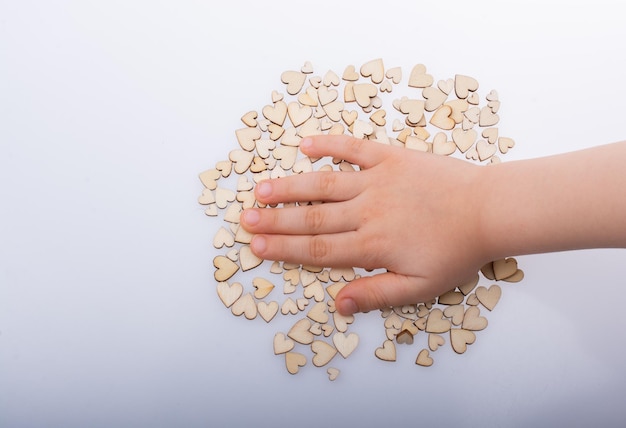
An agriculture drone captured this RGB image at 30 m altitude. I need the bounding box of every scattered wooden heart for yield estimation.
[360,58,385,83]
[450,329,476,354]
[281,71,306,95]
[285,351,307,374]
[493,257,518,280]
[396,329,414,345]
[333,332,359,358]
[258,301,279,323]
[274,332,295,354]
[443,305,465,326]
[425,308,451,334]
[311,340,338,367]
[231,293,257,320]
[475,284,502,311]
[213,255,239,282]
[375,340,397,362]
[415,349,434,367]
[454,74,479,99]
[252,277,275,299]
[235,127,261,151]
[288,318,315,345]
[216,281,243,308]
[281,297,299,315]
[428,333,445,352]
[327,367,340,381]
[408,64,433,88]
[462,306,488,331]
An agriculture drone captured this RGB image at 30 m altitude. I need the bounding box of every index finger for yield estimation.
[299,135,393,169]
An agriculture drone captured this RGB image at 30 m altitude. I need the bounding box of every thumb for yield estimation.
[335,272,438,316]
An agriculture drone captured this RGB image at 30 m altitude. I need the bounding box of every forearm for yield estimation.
[481,141,626,260]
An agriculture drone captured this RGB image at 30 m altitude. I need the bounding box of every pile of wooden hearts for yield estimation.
[198,60,523,380]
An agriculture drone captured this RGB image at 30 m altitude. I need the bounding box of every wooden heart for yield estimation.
[399,99,425,124]
[466,293,480,306]
[198,168,221,190]
[231,293,257,320]
[458,273,479,295]
[325,281,346,300]
[370,109,386,126]
[288,318,314,344]
[303,280,325,302]
[454,74,479,99]
[450,329,476,354]
[307,301,329,324]
[415,349,434,367]
[216,281,243,308]
[213,255,239,282]
[327,367,340,381]
[462,306,488,331]
[281,70,306,95]
[452,128,477,153]
[317,85,338,106]
[213,227,234,249]
[396,330,414,345]
[443,305,465,326]
[342,65,360,81]
[380,79,393,93]
[408,64,433,88]
[252,277,275,299]
[437,78,454,94]
[352,120,374,139]
[476,139,497,161]
[341,109,358,126]
[323,69,340,86]
[329,267,355,282]
[429,105,455,130]
[322,100,344,122]
[445,99,470,123]
[262,100,288,126]
[228,149,255,174]
[287,102,312,127]
[285,351,307,374]
[235,127,261,151]
[428,333,445,351]
[311,340,338,367]
[498,137,515,154]
[374,339,397,362]
[425,308,451,334]
[281,297,298,314]
[258,301,279,323]
[360,58,385,83]
[482,127,498,144]
[273,332,295,354]
[493,257,518,280]
[333,332,359,358]
[353,83,378,108]
[385,66,402,84]
[273,145,298,170]
[239,245,262,271]
[197,188,215,206]
[240,110,258,127]
[475,284,502,311]
[333,311,354,333]
[501,269,524,283]
[479,106,500,127]
[423,86,448,111]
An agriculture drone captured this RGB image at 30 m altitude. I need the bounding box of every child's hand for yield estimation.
[240,134,492,316]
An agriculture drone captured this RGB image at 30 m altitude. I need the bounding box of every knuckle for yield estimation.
[304,206,325,232]
[344,136,365,152]
[308,235,330,261]
[317,172,337,196]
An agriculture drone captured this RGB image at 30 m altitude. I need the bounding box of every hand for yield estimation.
[240,134,492,315]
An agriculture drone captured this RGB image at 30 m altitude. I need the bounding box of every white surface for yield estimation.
[1,1,626,427]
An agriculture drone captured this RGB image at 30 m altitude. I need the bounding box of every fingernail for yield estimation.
[338,298,358,316]
[251,235,267,255]
[242,209,260,226]
[300,137,313,151]
[256,181,272,198]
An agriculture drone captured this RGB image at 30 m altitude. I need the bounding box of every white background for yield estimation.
[2,1,626,427]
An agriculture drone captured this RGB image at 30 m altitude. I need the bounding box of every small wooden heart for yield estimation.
[374,339,397,362]
[311,340,338,367]
[285,351,307,374]
[415,349,434,367]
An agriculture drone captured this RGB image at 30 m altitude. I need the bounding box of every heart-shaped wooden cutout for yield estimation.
[288,318,314,345]
[443,305,465,326]
[462,306,488,331]
[258,301,279,323]
[452,128,477,153]
[375,339,397,362]
[231,292,257,320]
[479,106,499,127]
[262,100,288,126]
[415,349,434,367]
[454,74,479,99]
[213,227,234,249]
[425,308,451,334]
[493,257,518,280]
[198,168,221,190]
[327,367,340,381]
[311,340,338,367]
[281,71,306,95]
[333,332,359,358]
[281,297,298,314]
[228,149,254,174]
[475,284,502,311]
[285,351,307,374]
[342,65,359,81]
[216,281,243,308]
[423,86,448,111]
[252,277,274,299]
[273,332,295,355]
[287,102,312,128]
[360,58,385,83]
[235,127,261,151]
[213,255,239,282]
[239,245,262,271]
[353,83,378,108]
[408,64,433,88]
[240,110,258,127]
[307,301,329,324]
[450,328,476,354]
[428,333,445,351]
[498,137,515,154]
[399,99,425,125]
[396,330,414,345]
